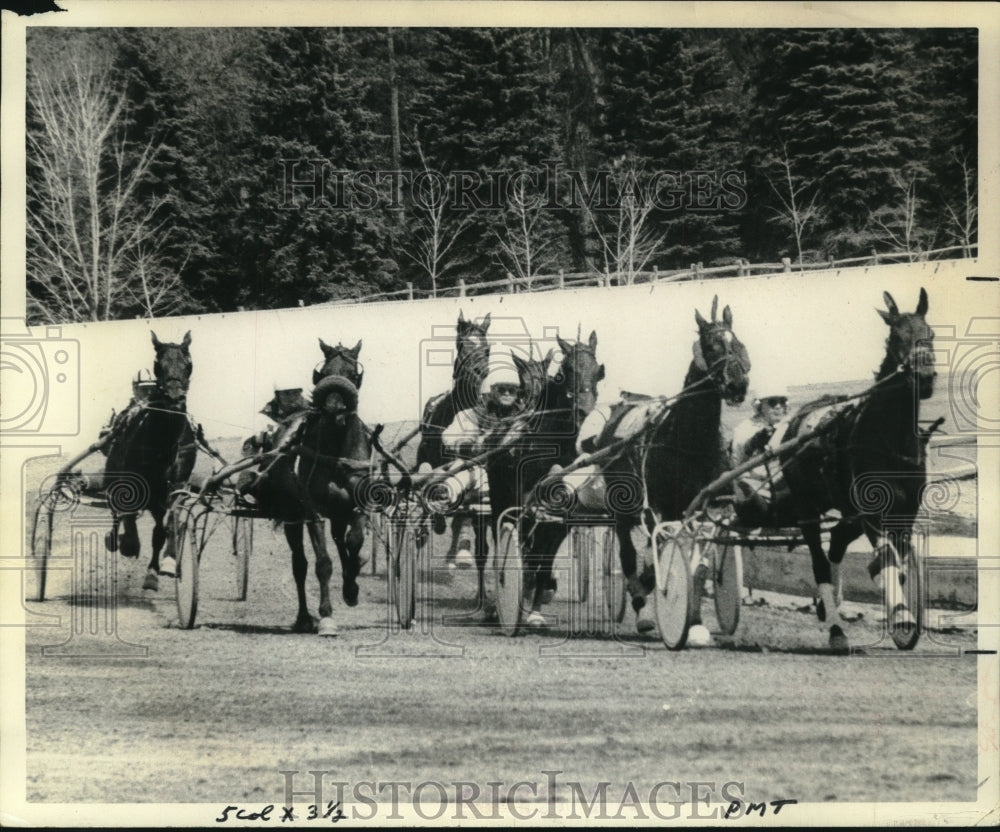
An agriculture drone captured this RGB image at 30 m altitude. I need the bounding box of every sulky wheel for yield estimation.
[172,496,200,629]
[569,527,591,604]
[890,544,923,651]
[232,514,252,601]
[29,499,55,602]
[652,525,695,650]
[601,527,627,625]
[697,527,743,636]
[494,522,525,636]
[390,515,419,629]
[368,509,391,577]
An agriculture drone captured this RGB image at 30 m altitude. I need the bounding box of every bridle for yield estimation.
[313,348,364,388]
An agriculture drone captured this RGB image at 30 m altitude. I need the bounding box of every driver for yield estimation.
[730,386,791,525]
[442,363,526,459]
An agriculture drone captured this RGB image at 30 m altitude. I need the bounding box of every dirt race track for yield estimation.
[20,483,983,822]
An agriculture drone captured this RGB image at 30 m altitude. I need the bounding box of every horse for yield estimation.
[104,331,197,592]
[484,331,605,627]
[597,298,750,638]
[248,338,371,634]
[778,288,936,651]
[416,311,492,567]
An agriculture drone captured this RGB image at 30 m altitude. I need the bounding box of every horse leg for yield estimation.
[864,523,916,633]
[121,514,141,560]
[105,514,121,553]
[285,522,315,633]
[141,506,169,591]
[474,511,494,618]
[802,520,848,652]
[828,521,862,619]
[331,513,363,608]
[306,519,337,636]
[524,524,566,628]
[617,515,654,633]
[450,513,474,568]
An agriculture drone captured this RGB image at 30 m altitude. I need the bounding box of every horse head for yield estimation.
[150,331,192,404]
[878,288,935,400]
[455,310,491,377]
[554,330,605,422]
[314,338,364,388]
[693,297,749,406]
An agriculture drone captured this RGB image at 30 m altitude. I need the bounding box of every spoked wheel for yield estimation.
[29,500,55,602]
[494,522,525,636]
[698,528,743,636]
[390,515,420,629]
[890,545,923,650]
[172,496,200,629]
[232,515,252,601]
[652,526,695,650]
[368,510,391,577]
[601,527,627,624]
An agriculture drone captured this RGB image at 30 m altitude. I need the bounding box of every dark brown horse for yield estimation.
[245,338,371,635]
[104,331,197,591]
[485,332,605,626]
[417,311,492,565]
[597,298,750,637]
[778,289,936,651]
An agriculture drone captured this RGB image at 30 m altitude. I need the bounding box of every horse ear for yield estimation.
[352,339,363,357]
[711,296,719,323]
[595,363,605,382]
[319,338,334,358]
[694,309,708,329]
[150,331,161,349]
[458,309,466,324]
[722,306,733,327]
[882,291,899,319]
[181,331,192,349]
[588,330,598,352]
[916,287,929,316]
[556,334,572,356]
[481,312,491,331]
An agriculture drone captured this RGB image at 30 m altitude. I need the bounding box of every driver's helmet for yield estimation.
[752,386,790,415]
[132,370,157,403]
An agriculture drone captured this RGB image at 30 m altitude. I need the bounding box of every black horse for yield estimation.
[245,339,370,634]
[104,331,197,591]
[485,332,605,626]
[597,298,750,636]
[416,311,492,566]
[778,289,936,651]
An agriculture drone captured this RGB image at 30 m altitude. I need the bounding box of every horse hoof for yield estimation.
[142,569,159,592]
[343,580,360,607]
[317,617,338,637]
[687,624,714,648]
[159,556,177,577]
[104,531,118,553]
[455,548,474,569]
[432,514,446,535]
[829,625,849,653]
[890,604,915,631]
[293,615,317,634]
[482,601,498,623]
[525,610,546,629]
[636,604,656,634]
[121,539,140,559]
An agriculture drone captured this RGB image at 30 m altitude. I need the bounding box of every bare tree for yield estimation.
[766,144,822,268]
[493,175,559,289]
[26,50,186,323]
[868,168,934,261]
[579,163,666,285]
[944,151,977,257]
[401,137,472,297]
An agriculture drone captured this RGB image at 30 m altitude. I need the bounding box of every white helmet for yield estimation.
[753,385,790,412]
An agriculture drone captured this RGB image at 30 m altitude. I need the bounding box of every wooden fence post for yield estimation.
[458,278,466,297]
[652,265,659,282]
[558,269,565,290]
[781,257,791,273]
[506,272,515,294]
[603,268,610,288]
[871,249,879,265]
[406,282,413,301]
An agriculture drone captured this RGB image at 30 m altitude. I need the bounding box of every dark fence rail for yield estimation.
[315,244,978,307]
